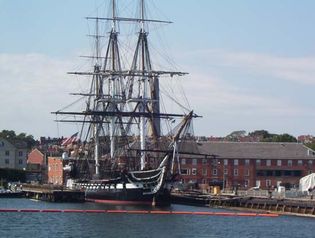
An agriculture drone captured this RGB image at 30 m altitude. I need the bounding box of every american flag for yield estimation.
[61,132,78,146]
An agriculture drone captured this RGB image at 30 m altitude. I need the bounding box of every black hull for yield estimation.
[85,188,171,206]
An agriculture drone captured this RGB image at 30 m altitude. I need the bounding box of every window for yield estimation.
[245,159,250,166]
[202,179,207,184]
[18,151,23,157]
[18,159,23,165]
[181,158,186,165]
[5,151,10,156]
[298,160,303,166]
[224,169,228,175]
[0,141,4,147]
[266,180,272,187]
[256,159,261,166]
[192,168,197,176]
[288,160,293,167]
[277,160,282,166]
[234,169,238,176]
[266,160,271,166]
[309,160,313,165]
[5,159,9,164]
[234,159,239,166]
[202,159,207,165]
[181,169,190,175]
[212,169,217,176]
[192,159,197,166]
[224,159,228,166]
[245,169,250,176]
[202,168,207,176]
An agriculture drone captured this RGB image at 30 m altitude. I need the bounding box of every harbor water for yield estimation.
[0,198,315,238]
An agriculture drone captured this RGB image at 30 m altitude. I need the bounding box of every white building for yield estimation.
[0,138,28,170]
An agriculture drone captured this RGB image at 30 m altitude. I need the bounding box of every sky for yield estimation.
[1,0,315,139]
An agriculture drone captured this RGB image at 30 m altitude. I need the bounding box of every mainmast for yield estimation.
[93,17,102,177]
[128,0,161,170]
[108,0,119,160]
[139,0,147,171]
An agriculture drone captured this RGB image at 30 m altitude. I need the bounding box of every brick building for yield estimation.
[26,148,48,183]
[179,142,315,190]
[47,157,66,185]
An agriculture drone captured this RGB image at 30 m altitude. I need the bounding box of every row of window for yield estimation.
[49,163,62,171]
[0,159,24,165]
[181,168,248,177]
[181,158,312,167]
[0,151,24,156]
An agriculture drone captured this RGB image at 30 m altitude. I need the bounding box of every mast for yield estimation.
[139,0,146,170]
[93,17,101,177]
[109,0,117,160]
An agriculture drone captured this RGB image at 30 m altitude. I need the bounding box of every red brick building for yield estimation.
[26,148,47,183]
[47,157,65,185]
[179,142,315,190]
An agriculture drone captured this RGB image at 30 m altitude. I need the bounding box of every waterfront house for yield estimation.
[0,138,28,170]
[26,148,48,183]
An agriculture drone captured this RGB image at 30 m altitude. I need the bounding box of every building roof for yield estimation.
[198,142,315,160]
[0,137,28,149]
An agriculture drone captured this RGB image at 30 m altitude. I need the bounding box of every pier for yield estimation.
[171,191,315,217]
[22,184,85,202]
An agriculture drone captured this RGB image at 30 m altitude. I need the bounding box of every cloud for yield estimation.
[0,53,82,137]
[172,67,301,117]
[1,50,314,138]
[182,49,315,85]
[164,49,315,136]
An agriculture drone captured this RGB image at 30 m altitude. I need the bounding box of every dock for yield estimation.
[22,184,85,202]
[171,191,315,217]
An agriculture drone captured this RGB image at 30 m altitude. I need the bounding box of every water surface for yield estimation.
[0,199,314,238]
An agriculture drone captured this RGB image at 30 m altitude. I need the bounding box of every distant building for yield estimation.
[43,141,315,191]
[298,135,314,144]
[179,142,315,190]
[47,157,65,185]
[0,138,28,170]
[26,148,48,183]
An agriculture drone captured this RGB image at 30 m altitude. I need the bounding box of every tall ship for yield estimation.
[54,0,200,206]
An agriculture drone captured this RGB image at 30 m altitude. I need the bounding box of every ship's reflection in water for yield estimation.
[0,199,315,238]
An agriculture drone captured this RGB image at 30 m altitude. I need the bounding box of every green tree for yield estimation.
[271,133,297,143]
[0,130,36,149]
[305,143,315,151]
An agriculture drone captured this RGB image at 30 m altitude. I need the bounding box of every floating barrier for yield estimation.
[0,208,279,217]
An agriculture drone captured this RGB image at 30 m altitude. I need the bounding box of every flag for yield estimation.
[61,132,78,146]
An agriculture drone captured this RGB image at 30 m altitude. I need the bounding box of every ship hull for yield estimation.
[85,187,171,206]
[75,165,171,206]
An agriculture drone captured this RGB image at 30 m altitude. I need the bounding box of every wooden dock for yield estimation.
[22,184,85,202]
[171,191,315,217]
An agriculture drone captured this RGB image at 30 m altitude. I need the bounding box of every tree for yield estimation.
[249,130,271,139]
[271,133,297,143]
[226,130,247,141]
[305,142,315,151]
[0,130,17,140]
[0,130,36,149]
